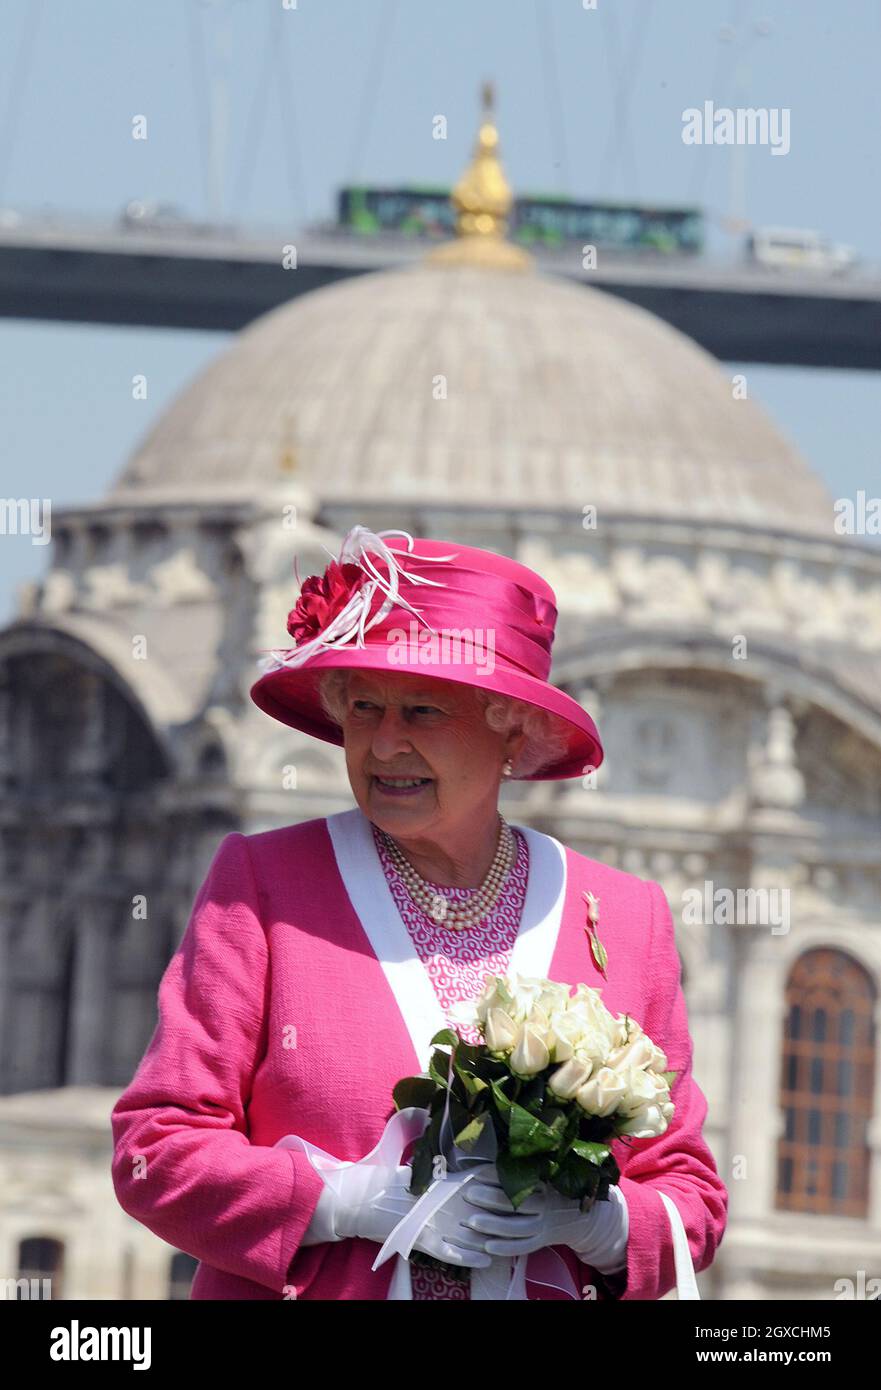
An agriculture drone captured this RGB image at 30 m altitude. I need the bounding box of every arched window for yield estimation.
[0,650,173,1094]
[168,1251,199,1300]
[776,948,876,1216]
[17,1236,64,1299]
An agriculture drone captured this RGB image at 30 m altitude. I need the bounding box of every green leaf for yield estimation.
[539,1105,569,1133]
[451,1040,484,1067]
[517,1073,548,1114]
[589,933,608,974]
[409,1114,442,1195]
[570,1138,611,1166]
[453,1043,491,1103]
[430,1028,460,1048]
[508,1102,563,1157]
[392,1075,438,1111]
[477,1058,511,1090]
[551,1147,599,1201]
[555,1108,581,1159]
[490,1076,514,1115]
[428,1047,455,1090]
[457,1069,489,1100]
[495,1150,545,1210]
[579,1110,619,1144]
[447,1095,473,1141]
[453,1114,487,1149]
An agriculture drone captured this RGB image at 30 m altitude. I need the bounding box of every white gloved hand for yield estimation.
[353,1163,503,1269]
[473,1181,629,1274]
[303,1155,532,1270]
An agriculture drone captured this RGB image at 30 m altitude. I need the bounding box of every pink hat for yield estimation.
[249,525,603,781]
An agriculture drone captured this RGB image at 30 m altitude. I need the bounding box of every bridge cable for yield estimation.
[597,0,655,200]
[185,0,213,217]
[534,0,572,196]
[346,0,399,187]
[229,7,278,223]
[272,2,307,224]
[0,0,45,206]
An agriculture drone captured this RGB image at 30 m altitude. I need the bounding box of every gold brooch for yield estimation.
[582,890,608,978]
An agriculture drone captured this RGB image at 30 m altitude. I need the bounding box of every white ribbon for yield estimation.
[368,1050,513,1297]
[657,1190,701,1299]
[274,1106,428,1300]
[259,525,458,673]
[275,1106,580,1300]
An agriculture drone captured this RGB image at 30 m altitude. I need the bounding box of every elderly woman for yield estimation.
[110,526,728,1301]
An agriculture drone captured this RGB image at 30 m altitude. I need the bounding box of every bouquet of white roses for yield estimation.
[391,972,676,1278]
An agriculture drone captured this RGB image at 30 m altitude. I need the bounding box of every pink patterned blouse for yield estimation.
[371,820,529,1302]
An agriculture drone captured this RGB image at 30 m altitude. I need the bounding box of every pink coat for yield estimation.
[110,808,728,1300]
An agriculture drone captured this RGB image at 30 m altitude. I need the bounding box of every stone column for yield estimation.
[726,926,788,1226]
[67,899,110,1084]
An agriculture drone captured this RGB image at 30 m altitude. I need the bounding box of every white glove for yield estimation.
[473,1181,629,1274]
[301,1181,344,1247]
[302,1156,531,1270]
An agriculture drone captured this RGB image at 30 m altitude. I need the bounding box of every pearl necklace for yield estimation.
[380,816,516,930]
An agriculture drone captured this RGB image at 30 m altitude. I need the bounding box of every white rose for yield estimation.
[606,1033,658,1074]
[524,1001,551,1035]
[475,976,520,1025]
[569,989,618,1051]
[609,1015,668,1071]
[572,1022,618,1069]
[575,1066,629,1118]
[547,1057,593,1101]
[537,981,572,1017]
[617,1066,665,1117]
[448,997,480,1028]
[484,1007,519,1054]
[509,974,548,1022]
[614,1067,661,1112]
[617,1099,673,1138]
[509,1021,550,1078]
[476,973,547,1027]
[544,1008,586,1062]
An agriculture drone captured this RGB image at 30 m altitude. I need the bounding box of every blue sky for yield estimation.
[1,0,879,621]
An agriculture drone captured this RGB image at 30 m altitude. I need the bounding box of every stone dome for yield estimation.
[110,260,836,537]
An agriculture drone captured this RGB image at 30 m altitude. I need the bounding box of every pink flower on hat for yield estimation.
[286,560,365,645]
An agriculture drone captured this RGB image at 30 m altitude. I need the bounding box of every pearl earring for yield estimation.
[502,759,513,777]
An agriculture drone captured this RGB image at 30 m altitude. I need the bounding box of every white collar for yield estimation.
[325,806,568,1072]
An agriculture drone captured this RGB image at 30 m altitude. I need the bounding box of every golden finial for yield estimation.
[426,81,532,271]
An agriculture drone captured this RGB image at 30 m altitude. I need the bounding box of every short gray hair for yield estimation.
[317,668,570,779]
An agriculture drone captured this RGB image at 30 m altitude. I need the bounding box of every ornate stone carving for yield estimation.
[148,549,215,606]
[523,538,881,652]
[750,701,805,809]
[38,569,77,614]
[82,564,147,610]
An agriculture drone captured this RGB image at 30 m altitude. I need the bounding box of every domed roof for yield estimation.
[111,259,834,536]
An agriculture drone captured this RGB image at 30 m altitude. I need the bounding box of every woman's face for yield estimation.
[340,670,524,843]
